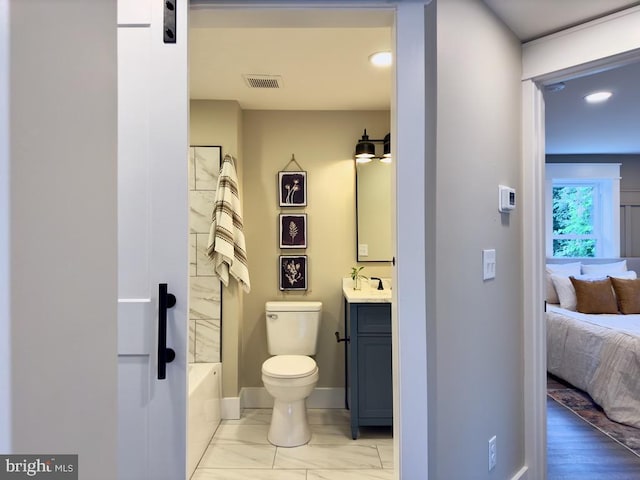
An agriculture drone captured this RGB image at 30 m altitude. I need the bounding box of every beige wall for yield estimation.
[190,100,244,397]
[189,104,392,391]
[242,110,391,388]
[433,1,524,478]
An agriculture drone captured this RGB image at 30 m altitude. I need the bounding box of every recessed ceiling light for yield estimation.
[369,51,392,68]
[584,91,613,103]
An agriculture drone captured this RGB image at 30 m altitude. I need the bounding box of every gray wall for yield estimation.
[432,1,524,478]
[6,1,117,477]
[0,0,9,453]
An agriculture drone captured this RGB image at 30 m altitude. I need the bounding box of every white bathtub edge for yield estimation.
[188,363,221,479]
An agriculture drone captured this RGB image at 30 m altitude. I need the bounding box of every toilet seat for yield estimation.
[262,355,317,379]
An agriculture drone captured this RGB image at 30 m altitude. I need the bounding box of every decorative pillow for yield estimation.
[551,274,579,311]
[552,271,637,311]
[610,277,640,314]
[581,260,627,276]
[569,277,618,314]
[545,262,581,304]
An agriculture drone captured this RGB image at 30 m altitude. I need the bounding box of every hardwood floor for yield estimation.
[547,397,640,479]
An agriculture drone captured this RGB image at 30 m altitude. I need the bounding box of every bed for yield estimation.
[547,305,640,427]
[546,258,640,428]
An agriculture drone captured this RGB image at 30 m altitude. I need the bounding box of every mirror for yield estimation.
[356,161,393,261]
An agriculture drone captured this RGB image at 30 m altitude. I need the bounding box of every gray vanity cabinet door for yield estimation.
[348,303,393,439]
[357,335,393,418]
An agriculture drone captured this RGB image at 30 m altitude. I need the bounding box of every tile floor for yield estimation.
[191,408,394,480]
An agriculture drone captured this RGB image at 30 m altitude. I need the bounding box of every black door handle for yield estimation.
[158,283,176,380]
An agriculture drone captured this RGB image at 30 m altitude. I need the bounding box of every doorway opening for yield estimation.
[541,59,640,475]
[523,31,640,476]
[187,5,399,477]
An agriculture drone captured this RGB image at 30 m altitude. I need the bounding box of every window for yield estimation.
[546,163,620,258]
[552,183,597,257]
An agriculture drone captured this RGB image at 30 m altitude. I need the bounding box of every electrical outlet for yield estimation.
[488,435,497,471]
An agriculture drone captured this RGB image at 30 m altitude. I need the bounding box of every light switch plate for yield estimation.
[483,249,496,280]
[358,244,369,257]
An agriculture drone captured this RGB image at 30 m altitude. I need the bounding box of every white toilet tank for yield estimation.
[265,301,322,355]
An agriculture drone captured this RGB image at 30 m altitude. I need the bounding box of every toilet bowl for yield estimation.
[262,354,319,447]
[263,301,322,447]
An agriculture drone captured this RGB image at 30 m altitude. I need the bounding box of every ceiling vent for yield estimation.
[243,74,283,89]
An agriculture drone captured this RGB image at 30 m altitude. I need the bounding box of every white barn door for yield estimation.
[117,1,189,478]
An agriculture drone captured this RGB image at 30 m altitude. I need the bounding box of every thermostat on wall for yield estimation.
[498,185,516,213]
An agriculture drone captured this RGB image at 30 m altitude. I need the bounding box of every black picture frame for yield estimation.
[279,214,307,249]
[279,255,308,291]
[278,171,307,207]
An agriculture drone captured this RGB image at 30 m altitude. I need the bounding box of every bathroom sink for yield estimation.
[342,277,392,303]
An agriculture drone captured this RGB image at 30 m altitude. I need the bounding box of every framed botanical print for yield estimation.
[279,255,308,291]
[278,171,307,207]
[279,214,307,249]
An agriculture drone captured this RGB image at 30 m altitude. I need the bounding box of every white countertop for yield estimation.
[342,277,392,303]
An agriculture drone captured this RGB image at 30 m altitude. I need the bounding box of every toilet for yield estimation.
[261,301,322,447]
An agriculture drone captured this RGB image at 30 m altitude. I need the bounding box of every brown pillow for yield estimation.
[569,277,618,314]
[610,277,640,314]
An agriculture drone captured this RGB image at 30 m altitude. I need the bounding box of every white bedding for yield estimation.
[547,304,640,428]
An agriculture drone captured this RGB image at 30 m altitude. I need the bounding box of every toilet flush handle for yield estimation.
[334,331,350,343]
[267,313,278,319]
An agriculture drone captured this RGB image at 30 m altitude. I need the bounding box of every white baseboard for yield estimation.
[240,387,272,409]
[307,387,346,409]
[511,466,528,480]
[240,387,345,409]
[221,397,240,420]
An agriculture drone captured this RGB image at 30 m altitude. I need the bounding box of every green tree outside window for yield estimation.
[552,185,596,257]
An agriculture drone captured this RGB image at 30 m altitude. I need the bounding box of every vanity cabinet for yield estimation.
[346,302,393,439]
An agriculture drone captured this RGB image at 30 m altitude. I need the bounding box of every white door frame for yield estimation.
[522,6,640,479]
[191,1,430,478]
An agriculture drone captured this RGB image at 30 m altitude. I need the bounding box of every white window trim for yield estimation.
[545,163,620,258]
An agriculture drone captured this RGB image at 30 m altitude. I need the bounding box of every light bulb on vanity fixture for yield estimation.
[354,129,392,163]
[368,51,392,68]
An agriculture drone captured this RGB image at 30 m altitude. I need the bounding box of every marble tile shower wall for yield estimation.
[188,146,222,363]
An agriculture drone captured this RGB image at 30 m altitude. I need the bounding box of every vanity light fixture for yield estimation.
[355,129,376,163]
[354,129,392,163]
[381,133,391,163]
[584,91,613,103]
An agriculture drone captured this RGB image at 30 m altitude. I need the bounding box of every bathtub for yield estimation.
[188,363,221,478]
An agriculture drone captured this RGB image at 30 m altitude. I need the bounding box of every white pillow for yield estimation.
[610,271,638,280]
[546,262,581,304]
[551,270,637,311]
[551,274,579,311]
[581,260,627,275]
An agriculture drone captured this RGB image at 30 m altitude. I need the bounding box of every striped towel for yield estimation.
[207,154,251,293]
